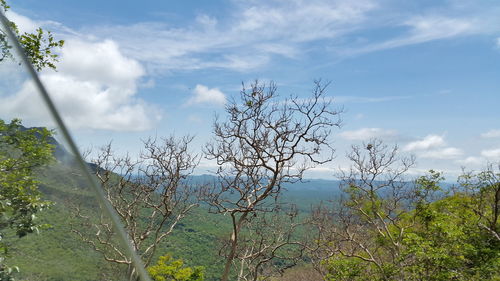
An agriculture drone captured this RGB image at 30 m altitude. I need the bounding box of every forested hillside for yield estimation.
[3,153,339,281]
[2,133,499,281]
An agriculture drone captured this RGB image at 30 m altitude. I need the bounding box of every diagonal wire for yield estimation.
[0,10,152,281]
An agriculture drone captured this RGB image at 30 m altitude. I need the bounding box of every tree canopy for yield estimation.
[148,254,204,281]
[0,119,55,279]
[1,0,64,71]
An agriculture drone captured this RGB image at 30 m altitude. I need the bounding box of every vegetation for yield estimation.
[0,119,54,279]
[1,1,64,71]
[1,136,498,281]
[204,80,341,281]
[73,136,201,280]
[311,141,500,281]
[148,254,204,281]
[0,94,497,281]
[0,3,497,278]
[1,1,64,278]
[0,142,338,280]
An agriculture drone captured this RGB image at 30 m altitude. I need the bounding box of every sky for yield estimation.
[1,0,499,180]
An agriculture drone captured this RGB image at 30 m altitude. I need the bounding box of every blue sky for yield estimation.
[1,0,500,179]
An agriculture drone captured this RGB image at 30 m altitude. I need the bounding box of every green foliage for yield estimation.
[323,256,365,281]
[406,193,499,280]
[324,170,500,281]
[148,254,204,281]
[401,195,476,280]
[17,28,64,71]
[458,165,500,239]
[4,160,131,281]
[0,119,54,279]
[0,3,63,276]
[0,0,64,71]
[414,170,444,198]
[0,0,9,11]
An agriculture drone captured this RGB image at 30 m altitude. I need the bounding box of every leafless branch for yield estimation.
[71,135,201,280]
[205,80,341,281]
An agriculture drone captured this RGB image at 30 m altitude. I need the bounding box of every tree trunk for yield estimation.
[221,212,248,281]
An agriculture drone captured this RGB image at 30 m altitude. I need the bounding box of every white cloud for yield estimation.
[5,10,39,33]
[335,95,411,103]
[16,0,494,75]
[405,15,475,41]
[456,156,484,166]
[340,128,398,141]
[345,15,476,55]
[58,40,144,88]
[195,14,218,28]
[354,113,364,120]
[461,149,500,170]
[404,135,445,151]
[5,10,69,35]
[0,39,160,131]
[481,129,500,138]
[304,166,336,179]
[481,148,500,159]
[233,0,376,41]
[8,0,500,77]
[187,84,226,106]
[187,114,203,123]
[420,147,463,159]
[404,134,465,160]
[72,0,378,72]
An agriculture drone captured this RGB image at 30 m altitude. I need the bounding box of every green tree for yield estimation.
[1,2,63,278]
[147,254,204,281]
[401,196,486,280]
[395,168,500,281]
[323,191,500,281]
[1,0,64,71]
[315,141,500,281]
[458,163,500,243]
[0,119,55,278]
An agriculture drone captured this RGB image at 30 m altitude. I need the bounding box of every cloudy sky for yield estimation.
[1,0,499,180]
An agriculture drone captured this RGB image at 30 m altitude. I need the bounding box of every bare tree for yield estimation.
[72,135,200,279]
[310,139,418,280]
[204,80,341,281]
[221,205,307,281]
